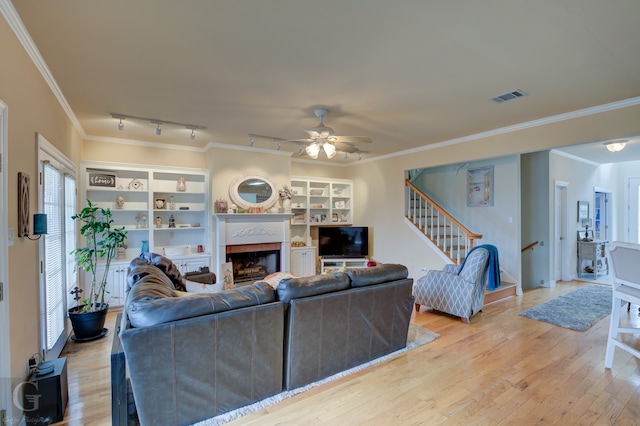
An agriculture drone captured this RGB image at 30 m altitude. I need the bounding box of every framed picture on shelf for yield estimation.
[154,198,166,209]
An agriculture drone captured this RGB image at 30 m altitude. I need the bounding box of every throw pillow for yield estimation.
[263,272,296,289]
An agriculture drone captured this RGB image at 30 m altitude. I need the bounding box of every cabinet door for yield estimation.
[91,263,127,308]
[176,257,210,275]
[291,248,316,277]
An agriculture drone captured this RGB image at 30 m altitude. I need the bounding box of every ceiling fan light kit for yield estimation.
[248,107,371,161]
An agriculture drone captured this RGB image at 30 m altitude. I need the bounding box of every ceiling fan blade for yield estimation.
[330,135,373,144]
[305,129,321,139]
[280,138,315,144]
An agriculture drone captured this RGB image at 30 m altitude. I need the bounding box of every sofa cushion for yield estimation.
[276,273,350,304]
[345,264,408,288]
[125,282,276,328]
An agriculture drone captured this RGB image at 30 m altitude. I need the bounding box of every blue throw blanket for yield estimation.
[458,244,501,291]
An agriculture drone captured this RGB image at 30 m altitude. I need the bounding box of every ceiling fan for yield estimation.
[248,108,372,160]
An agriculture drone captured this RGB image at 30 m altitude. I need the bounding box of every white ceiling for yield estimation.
[9,0,640,163]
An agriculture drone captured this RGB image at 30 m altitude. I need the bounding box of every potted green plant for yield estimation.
[69,199,127,340]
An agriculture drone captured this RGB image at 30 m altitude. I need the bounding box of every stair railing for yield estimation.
[405,179,482,263]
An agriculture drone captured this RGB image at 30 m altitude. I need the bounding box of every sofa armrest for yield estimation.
[111,313,127,426]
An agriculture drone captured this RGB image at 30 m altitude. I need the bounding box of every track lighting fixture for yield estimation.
[248,138,254,147]
[297,145,303,155]
[344,152,349,159]
[276,143,281,151]
[358,152,362,161]
[110,113,205,140]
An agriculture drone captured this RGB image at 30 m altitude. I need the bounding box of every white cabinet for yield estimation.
[175,255,210,275]
[91,261,129,308]
[291,246,317,277]
[321,257,368,274]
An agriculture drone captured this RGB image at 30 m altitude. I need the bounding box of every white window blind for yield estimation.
[38,138,77,357]
[43,163,64,350]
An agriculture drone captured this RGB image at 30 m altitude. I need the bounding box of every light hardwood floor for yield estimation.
[58,281,640,425]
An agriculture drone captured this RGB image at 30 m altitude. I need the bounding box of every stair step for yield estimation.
[484,283,517,304]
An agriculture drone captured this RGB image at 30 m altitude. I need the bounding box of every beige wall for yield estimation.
[1,17,82,383]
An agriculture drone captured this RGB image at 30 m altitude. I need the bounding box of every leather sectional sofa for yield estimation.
[112,254,414,426]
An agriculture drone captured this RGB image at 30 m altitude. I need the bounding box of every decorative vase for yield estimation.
[283,198,291,213]
[141,240,149,253]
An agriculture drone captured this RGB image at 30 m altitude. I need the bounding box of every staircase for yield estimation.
[405,179,482,262]
[405,179,517,302]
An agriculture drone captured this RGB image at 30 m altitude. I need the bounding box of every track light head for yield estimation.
[276,143,281,151]
[155,123,162,135]
[118,118,124,131]
[248,138,254,147]
[358,152,362,161]
[190,129,196,140]
[344,152,349,159]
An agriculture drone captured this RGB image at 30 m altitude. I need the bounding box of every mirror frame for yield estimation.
[229,174,278,210]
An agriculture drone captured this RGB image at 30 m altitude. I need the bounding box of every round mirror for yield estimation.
[229,175,278,210]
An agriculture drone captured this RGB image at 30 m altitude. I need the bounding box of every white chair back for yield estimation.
[609,241,640,288]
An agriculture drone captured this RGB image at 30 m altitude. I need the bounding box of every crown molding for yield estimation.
[549,149,600,167]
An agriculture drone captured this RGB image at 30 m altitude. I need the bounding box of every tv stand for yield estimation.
[321,257,368,273]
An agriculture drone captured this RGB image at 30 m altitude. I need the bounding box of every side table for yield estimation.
[577,240,609,279]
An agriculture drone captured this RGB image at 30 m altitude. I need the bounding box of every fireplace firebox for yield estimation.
[226,243,281,285]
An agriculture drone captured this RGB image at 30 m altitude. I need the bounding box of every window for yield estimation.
[38,134,76,358]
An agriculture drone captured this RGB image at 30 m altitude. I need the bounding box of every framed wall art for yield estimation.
[467,166,494,207]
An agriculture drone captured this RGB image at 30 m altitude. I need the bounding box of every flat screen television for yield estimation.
[318,226,369,258]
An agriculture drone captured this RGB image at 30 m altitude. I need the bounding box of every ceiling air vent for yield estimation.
[490,89,528,104]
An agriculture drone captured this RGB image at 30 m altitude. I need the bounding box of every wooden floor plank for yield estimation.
[57,281,640,425]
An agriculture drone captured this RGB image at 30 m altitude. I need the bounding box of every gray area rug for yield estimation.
[194,323,439,426]
[519,285,612,331]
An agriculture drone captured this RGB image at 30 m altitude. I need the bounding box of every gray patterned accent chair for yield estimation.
[413,247,490,323]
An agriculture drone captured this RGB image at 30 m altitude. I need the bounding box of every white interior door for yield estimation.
[554,181,570,282]
[628,177,640,243]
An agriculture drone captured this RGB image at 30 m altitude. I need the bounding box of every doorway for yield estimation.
[593,188,612,241]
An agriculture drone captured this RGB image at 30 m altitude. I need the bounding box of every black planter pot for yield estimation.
[69,303,109,341]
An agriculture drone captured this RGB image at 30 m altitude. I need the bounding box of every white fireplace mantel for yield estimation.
[214,213,292,279]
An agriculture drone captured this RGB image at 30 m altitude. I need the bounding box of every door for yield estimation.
[628,177,640,243]
[554,181,570,282]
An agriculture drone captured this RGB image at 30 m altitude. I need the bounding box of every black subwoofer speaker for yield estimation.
[23,357,68,425]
